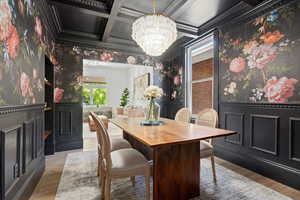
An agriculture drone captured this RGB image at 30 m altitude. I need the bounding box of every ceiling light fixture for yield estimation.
[131,0,177,56]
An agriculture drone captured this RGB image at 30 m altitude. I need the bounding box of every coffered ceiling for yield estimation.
[47,0,265,54]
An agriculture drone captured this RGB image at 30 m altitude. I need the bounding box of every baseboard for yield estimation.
[214,144,300,190]
[55,139,83,152]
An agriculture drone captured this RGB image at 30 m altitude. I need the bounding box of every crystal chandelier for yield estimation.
[132,0,177,56]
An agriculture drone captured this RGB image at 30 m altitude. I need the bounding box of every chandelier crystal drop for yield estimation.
[132,13,177,56]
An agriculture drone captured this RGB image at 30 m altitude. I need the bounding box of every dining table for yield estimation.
[110,117,236,200]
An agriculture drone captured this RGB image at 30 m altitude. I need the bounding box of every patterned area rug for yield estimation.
[55,151,291,200]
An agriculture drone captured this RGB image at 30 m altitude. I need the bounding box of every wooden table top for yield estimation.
[110,117,236,147]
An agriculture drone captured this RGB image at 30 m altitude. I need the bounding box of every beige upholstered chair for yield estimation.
[196,108,218,182]
[90,113,131,177]
[175,108,191,123]
[93,114,151,200]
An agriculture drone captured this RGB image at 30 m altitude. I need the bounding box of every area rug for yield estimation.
[55,151,292,200]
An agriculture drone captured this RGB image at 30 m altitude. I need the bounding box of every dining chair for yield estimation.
[174,108,191,123]
[93,114,151,200]
[90,112,132,177]
[196,108,218,182]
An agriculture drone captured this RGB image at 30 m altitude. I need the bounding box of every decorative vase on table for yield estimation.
[142,85,163,125]
[145,97,160,121]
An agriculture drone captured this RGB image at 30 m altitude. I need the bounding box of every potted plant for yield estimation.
[116,88,129,115]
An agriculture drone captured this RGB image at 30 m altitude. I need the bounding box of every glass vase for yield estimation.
[145,98,160,122]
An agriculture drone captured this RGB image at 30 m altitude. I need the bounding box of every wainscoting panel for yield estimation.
[250,114,279,155]
[0,104,45,200]
[289,117,300,163]
[224,112,244,145]
[55,103,83,152]
[3,125,22,195]
[215,102,300,190]
[23,120,35,174]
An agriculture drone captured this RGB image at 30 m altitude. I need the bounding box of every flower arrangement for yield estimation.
[144,85,163,99]
[144,85,163,122]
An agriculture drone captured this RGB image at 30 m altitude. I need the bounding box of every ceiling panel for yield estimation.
[110,21,132,40]
[122,0,174,14]
[57,5,107,34]
[175,0,241,27]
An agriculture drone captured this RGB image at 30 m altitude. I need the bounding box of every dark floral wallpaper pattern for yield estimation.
[0,0,55,105]
[53,44,184,104]
[0,0,184,106]
[220,1,300,103]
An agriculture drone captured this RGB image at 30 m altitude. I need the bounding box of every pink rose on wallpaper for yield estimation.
[0,0,12,41]
[174,75,182,85]
[35,17,43,39]
[229,57,245,73]
[20,72,30,97]
[54,88,64,103]
[100,52,113,62]
[247,43,277,69]
[6,25,20,58]
[263,76,298,103]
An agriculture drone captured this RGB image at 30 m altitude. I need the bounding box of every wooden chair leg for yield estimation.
[97,156,100,177]
[145,172,150,200]
[130,176,135,187]
[104,177,111,200]
[211,155,217,183]
[100,170,106,200]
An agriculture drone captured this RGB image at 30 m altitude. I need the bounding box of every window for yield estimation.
[186,35,214,117]
[191,58,213,115]
[82,83,107,106]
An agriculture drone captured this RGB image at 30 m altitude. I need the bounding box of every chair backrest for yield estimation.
[90,112,102,146]
[196,108,218,144]
[91,112,112,171]
[175,108,191,123]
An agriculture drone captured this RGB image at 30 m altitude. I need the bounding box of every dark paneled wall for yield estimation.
[55,103,83,151]
[215,103,300,189]
[0,104,45,200]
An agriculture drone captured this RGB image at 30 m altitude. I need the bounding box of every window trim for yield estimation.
[185,34,214,115]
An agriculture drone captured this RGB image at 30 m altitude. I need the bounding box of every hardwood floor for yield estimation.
[29,123,300,200]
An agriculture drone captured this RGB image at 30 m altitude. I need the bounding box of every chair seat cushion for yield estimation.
[200,141,213,158]
[111,138,131,151]
[111,148,150,174]
[200,141,213,151]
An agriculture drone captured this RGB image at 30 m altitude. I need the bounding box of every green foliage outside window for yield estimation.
[82,83,107,106]
[93,88,107,107]
[82,88,91,104]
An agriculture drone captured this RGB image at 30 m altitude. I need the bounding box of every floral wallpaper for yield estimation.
[220,1,300,103]
[53,44,185,106]
[0,0,55,106]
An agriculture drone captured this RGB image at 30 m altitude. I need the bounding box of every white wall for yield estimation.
[128,66,153,107]
[83,61,153,111]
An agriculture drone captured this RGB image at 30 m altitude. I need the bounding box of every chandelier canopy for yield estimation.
[132,13,177,57]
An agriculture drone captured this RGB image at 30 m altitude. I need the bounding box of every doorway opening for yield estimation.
[185,34,214,119]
